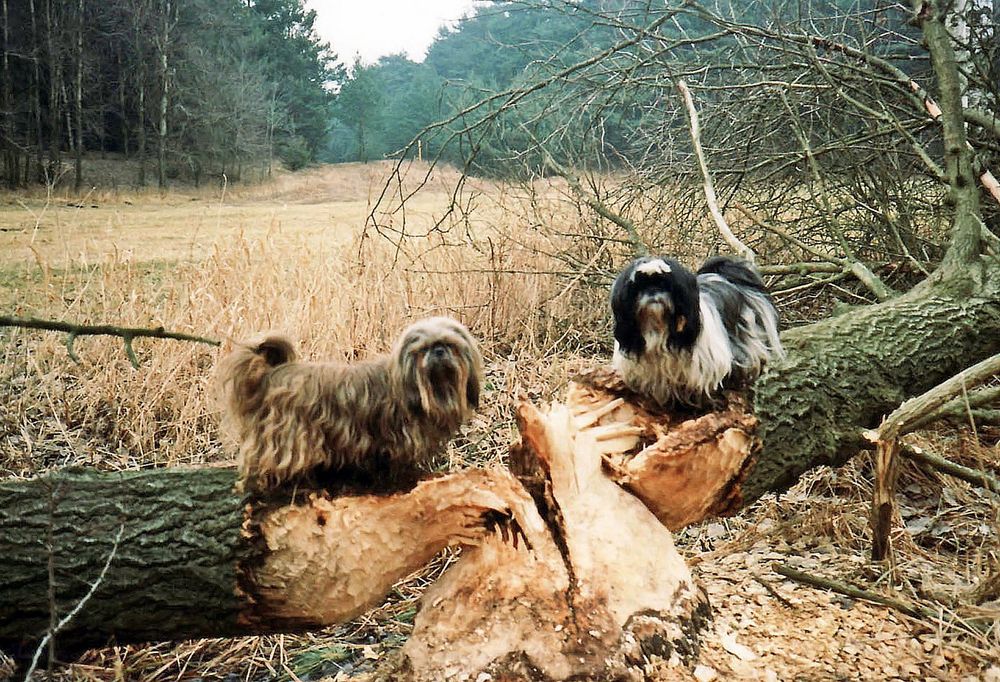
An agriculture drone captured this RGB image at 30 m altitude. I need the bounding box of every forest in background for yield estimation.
[0,0,342,189]
[8,0,998,191]
[329,0,941,175]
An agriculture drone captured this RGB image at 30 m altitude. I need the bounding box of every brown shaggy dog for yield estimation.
[217,317,483,493]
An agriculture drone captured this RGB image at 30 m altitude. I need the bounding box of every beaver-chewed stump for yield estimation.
[574,367,761,530]
[387,367,761,681]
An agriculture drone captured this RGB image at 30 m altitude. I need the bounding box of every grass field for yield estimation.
[1,162,997,681]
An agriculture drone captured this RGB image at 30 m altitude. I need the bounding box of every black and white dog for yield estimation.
[610,255,783,406]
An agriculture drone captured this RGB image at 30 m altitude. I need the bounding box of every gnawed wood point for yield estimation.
[392,366,738,680]
[240,469,539,630]
[571,367,761,530]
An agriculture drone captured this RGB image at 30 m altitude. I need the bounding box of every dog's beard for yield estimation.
[401,346,472,428]
[637,297,669,353]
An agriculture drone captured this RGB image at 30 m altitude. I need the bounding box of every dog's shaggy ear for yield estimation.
[398,344,430,415]
[466,371,480,409]
[449,321,484,412]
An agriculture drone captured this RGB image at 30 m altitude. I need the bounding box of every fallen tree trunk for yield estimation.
[0,466,530,662]
[559,266,1000,531]
[746,265,1000,501]
[0,395,715,680]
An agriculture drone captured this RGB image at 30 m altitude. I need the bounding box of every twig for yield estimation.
[734,205,895,294]
[771,271,853,296]
[773,564,938,622]
[777,90,893,301]
[869,353,1000,442]
[906,385,1000,432]
[899,443,1000,495]
[864,352,1000,560]
[733,203,841,264]
[0,316,221,369]
[540,150,648,256]
[677,80,756,263]
[757,262,844,275]
[683,2,1000,211]
[24,525,125,680]
[751,573,794,608]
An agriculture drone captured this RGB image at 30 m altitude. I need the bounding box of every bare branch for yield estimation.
[25,525,124,680]
[906,384,1000,431]
[0,316,220,368]
[900,444,1000,495]
[772,564,980,630]
[677,79,756,263]
[867,352,1000,442]
[865,351,1000,560]
[540,150,647,256]
[913,0,984,267]
[777,90,895,301]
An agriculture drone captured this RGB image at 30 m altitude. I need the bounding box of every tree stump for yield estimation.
[389,369,739,681]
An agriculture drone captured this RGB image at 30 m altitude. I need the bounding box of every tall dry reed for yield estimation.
[0,201,613,476]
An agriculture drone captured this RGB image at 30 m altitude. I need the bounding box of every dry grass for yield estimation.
[1,163,609,477]
[1,161,998,680]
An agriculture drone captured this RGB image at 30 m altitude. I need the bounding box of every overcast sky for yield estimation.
[307,0,481,67]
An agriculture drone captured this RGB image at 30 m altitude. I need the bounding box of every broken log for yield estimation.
[0,378,720,680]
[0,466,528,662]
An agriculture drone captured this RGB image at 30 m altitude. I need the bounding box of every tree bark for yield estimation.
[137,74,146,187]
[1,0,11,188]
[0,468,243,662]
[73,0,83,192]
[116,46,129,158]
[43,0,62,182]
[0,467,528,664]
[28,0,44,184]
[745,265,1000,501]
[156,0,170,189]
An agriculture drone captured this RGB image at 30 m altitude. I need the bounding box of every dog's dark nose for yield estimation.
[430,344,449,360]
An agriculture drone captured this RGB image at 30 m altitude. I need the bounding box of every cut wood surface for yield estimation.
[393,381,711,681]
[242,469,535,630]
[568,369,760,530]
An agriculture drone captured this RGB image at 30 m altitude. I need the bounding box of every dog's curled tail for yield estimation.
[248,334,297,368]
[217,333,297,423]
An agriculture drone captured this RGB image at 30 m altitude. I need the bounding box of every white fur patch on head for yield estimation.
[632,258,672,279]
